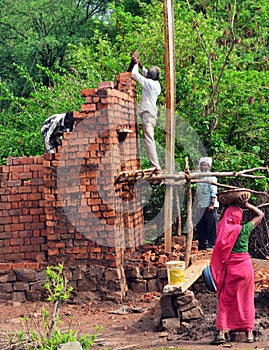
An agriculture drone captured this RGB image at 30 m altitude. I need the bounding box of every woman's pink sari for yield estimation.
[210,206,255,331]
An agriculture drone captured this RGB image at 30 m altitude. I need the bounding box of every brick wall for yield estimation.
[0,72,145,301]
[0,156,47,263]
[44,72,144,267]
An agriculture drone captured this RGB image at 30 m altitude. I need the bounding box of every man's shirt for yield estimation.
[197,173,219,208]
[132,64,161,117]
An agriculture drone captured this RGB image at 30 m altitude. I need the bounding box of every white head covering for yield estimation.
[199,157,212,167]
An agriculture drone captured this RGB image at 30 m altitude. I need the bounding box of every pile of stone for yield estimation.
[160,288,204,330]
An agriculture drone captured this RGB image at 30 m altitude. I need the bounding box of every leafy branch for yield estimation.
[186,0,238,127]
[43,263,73,339]
[0,263,100,349]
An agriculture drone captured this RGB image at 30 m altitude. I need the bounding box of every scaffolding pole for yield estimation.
[163,0,176,252]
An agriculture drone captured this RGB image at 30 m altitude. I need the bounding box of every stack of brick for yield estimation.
[125,264,168,293]
[0,156,46,264]
[160,290,204,330]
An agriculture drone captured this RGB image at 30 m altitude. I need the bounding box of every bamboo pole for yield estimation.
[115,167,267,183]
[184,158,193,266]
[163,0,176,252]
[174,187,182,236]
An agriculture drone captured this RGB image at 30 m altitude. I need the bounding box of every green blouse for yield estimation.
[232,221,254,253]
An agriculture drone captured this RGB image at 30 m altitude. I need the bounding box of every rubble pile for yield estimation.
[254,267,269,291]
[124,237,198,293]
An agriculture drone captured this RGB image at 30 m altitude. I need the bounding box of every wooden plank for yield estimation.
[182,259,209,292]
[163,259,209,294]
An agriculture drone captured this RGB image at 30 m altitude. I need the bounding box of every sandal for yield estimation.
[210,334,226,345]
[228,330,236,342]
[246,331,254,343]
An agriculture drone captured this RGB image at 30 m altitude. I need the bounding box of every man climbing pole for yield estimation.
[129,53,162,170]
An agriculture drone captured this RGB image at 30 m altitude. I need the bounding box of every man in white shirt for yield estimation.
[196,157,219,250]
[131,56,161,170]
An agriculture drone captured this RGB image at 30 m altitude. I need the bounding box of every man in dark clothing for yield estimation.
[41,111,75,153]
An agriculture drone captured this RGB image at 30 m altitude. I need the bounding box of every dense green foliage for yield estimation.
[0,0,268,192]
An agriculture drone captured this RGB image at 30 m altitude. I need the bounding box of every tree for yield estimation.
[173,0,269,172]
[0,0,268,191]
[0,0,112,94]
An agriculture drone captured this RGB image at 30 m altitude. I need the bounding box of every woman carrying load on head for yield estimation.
[210,194,264,344]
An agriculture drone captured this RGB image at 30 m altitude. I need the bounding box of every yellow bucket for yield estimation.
[166,261,185,285]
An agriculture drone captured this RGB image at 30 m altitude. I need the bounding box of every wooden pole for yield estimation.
[163,0,176,252]
[184,157,193,267]
[174,187,182,236]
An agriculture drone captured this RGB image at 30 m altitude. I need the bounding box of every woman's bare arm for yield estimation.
[244,202,265,228]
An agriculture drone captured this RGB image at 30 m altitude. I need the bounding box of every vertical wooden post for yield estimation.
[163,0,176,252]
[184,157,193,267]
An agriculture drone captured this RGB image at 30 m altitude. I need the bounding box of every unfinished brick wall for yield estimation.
[44,72,144,267]
[0,72,145,301]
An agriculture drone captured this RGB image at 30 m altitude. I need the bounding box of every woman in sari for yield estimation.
[210,197,264,344]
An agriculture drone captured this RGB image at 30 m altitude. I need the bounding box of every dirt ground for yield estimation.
[1,257,269,350]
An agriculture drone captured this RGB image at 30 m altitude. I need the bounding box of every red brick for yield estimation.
[33,229,42,237]
[30,208,44,215]
[1,245,13,254]
[1,165,10,173]
[7,253,25,260]
[18,215,32,223]
[47,249,60,255]
[19,245,34,253]
[24,262,40,269]
[25,222,45,230]
[18,172,32,180]
[97,103,108,110]
[85,96,93,103]
[10,262,27,269]
[10,173,19,180]
[43,153,54,161]
[91,205,100,212]
[9,165,24,173]
[93,96,100,103]
[98,81,114,89]
[30,164,43,171]
[6,157,13,166]
[0,202,11,210]
[118,72,132,78]
[0,263,12,270]
[81,88,97,97]
[28,193,41,201]
[0,216,12,224]
[12,246,20,253]
[81,103,97,112]
[101,97,119,104]
[10,238,24,246]
[0,172,8,181]
[75,111,94,120]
